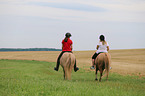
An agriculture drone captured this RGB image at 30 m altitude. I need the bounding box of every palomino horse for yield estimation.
[95,53,111,81]
[60,52,76,80]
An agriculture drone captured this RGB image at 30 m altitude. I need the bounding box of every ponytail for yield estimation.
[102,40,107,45]
[99,35,106,45]
[64,37,68,42]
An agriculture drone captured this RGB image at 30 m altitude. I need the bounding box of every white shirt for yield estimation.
[96,42,109,54]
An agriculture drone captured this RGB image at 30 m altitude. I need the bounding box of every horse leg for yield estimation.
[63,67,65,79]
[67,68,72,80]
[106,74,108,81]
[95,67,98,81]
[99,68,103,82]
[106,68,109,81]
[64,67,68,80]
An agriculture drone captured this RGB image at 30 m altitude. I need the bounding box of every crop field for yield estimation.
[0,49,145,96]
[0,49,145,76]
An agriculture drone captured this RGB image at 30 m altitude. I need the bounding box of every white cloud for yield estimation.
[0,0,145,22]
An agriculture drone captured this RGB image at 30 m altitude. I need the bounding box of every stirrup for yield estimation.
[90,66,95,69]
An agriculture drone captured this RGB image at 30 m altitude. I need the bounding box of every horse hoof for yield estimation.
[95,78,98,81]
[54,67,58,71]
[74,67,79,72]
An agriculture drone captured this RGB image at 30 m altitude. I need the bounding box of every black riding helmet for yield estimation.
[99,35,105,41]
[65,32,72,37]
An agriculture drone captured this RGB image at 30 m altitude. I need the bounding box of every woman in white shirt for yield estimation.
[90,35,109,69]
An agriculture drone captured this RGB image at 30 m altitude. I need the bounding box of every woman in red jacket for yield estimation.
[54,32,79,72]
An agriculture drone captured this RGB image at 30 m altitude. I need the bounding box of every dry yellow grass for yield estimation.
[0,49,145,77]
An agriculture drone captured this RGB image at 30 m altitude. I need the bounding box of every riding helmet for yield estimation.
[65,32,72,37]
[100,35,105,41]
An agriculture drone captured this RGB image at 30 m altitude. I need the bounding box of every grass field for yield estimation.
[0,59,145,96]
[0,49,145,76]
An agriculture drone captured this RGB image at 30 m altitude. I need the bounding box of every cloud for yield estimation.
[0,0,145,23]
[27,2,106,12]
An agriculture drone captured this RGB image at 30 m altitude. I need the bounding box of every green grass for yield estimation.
[0,59,145,96]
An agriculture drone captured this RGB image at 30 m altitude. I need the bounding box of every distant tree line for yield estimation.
[0,48,62,52]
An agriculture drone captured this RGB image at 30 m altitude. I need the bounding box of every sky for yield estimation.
[0,0,145,51]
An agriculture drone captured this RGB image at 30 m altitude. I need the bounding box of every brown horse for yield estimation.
[60,52,76,80]
[95,53,111,81]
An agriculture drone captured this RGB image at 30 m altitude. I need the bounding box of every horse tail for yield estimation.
[103,53,110,78]
[68,53,71,68]
[66,53,72,80]
[65,53,71,68]
[106,53,110,77]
